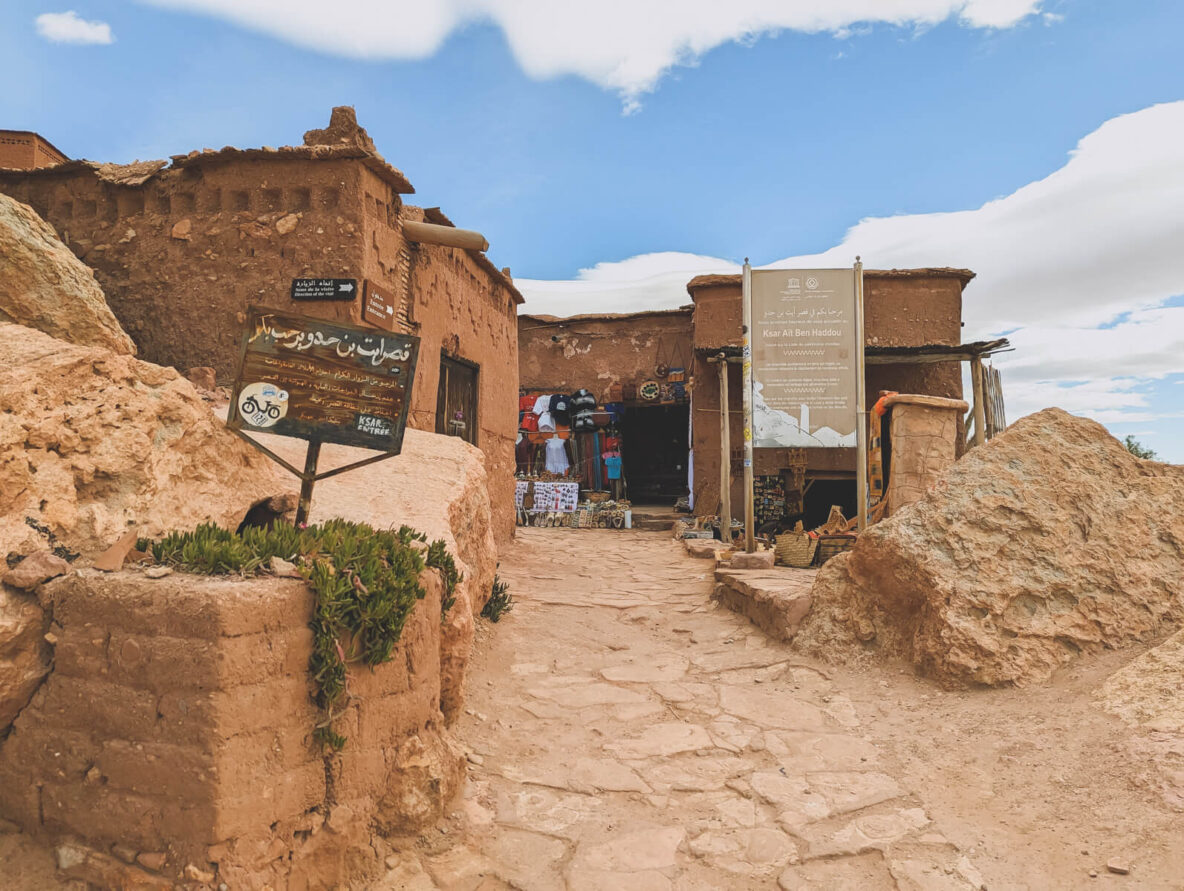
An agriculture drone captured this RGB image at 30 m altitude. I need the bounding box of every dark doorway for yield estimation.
[620,404,689,503]
[436,354,478,445]
[802,477,857,528]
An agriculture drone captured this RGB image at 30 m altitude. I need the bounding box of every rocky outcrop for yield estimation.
[0,324,284,561]
[0,587,50,733]
[796,408,1184,686]
[0,193,135,356]
[1097,629,1184,734]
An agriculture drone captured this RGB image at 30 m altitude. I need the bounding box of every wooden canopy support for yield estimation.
[401,219,490,252]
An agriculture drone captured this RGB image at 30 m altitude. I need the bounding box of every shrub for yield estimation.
[140,519,460,750]
[482,574,514,623]
[1122,435,1157,460]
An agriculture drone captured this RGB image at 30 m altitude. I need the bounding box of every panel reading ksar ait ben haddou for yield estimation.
[228,307,420,452]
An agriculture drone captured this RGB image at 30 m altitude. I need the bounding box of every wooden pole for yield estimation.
[718,356,732,545]
[295,439,322,526]
[971,358,987,448]
[401,219,490,252]
[854,259,868,532]
[741,260,755,553]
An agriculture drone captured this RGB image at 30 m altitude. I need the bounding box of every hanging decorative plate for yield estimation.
[639,380,660,401]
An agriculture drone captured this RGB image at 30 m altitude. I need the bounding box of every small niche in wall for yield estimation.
[319,186,340,209]
[77,198,97,219]
[261,188,282,212]
[55,199,74,219]
[117,191,145,217]
[199,188,222,213]
[291,187,311,211]
[155,192,172,215]
[176,192,197,214]
[230,190,250,212]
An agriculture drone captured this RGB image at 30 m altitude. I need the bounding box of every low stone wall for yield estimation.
[713,568,816,642]
[0,567,464,889]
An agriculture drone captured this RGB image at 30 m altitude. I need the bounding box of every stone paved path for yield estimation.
[391,529,986,890]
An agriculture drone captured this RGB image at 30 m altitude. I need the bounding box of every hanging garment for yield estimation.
[549,393,573,425]
[604,453,622,481]
[544,436,570,475]
[538,411,556,432]
[532,394,552,415]
[515,436,533,475]
[572,389,597,412]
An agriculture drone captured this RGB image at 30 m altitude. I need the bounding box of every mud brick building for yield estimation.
[0,130,68,171]
[687,269,973,523]
[518,268,975,522]
[518,309,693,500]
[0,109,522,540]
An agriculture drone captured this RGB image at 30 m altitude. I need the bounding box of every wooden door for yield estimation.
[436,355,479,445]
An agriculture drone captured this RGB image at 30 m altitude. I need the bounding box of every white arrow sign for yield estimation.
[338,282,355,293]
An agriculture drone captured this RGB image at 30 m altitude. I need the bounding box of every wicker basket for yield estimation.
[775,532,818,568]
[815,534,857,565]
[586,491,610,503]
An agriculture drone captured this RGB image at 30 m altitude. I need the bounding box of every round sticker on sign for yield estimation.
[238,382,289,428]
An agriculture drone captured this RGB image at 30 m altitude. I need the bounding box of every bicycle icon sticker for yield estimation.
[237,382,289,428]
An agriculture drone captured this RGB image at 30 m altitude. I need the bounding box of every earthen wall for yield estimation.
[0,569,462,889]
[885,399,965,515]
[688,275,967,516]
[518,310,693,402]
[0,132,67,171]
[0,158,519,541]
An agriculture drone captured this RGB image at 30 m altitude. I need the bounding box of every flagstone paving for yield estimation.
[403,528,984,889]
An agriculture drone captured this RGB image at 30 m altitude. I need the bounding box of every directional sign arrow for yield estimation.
[338,282,355,293]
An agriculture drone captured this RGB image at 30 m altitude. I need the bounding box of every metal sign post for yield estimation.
[741,259,756,553]
[226,307,420,525]
[854,258,868,531]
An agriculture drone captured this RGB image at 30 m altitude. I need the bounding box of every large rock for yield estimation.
[0,193,135,356]
[0,587,50,733]
[795,409,1184,686]
[0,324,283,560]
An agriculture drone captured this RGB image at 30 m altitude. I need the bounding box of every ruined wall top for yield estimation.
[303,106,377,154]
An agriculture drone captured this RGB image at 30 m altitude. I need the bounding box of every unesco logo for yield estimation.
[806,276,820,290]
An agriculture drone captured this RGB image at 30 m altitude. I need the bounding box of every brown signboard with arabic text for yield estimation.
[227,307,420,452]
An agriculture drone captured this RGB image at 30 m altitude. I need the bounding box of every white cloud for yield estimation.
[137,0,1042,108]
[35,11,114,45]
[518,102,1184,434]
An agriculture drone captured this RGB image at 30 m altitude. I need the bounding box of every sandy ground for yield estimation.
[5,527,1182,888]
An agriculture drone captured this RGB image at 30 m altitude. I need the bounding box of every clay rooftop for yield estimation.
[686,267,977,295]
[519,307,693,325]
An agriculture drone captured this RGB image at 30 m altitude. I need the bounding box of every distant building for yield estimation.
[0,130,68,170]
[0,109,521,541]
[518,269,979,526]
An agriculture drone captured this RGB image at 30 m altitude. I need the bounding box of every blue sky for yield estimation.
[4,0,1183,460]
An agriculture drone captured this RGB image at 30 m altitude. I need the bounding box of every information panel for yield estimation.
[227,307,419,451]
[290,278,358,302]
[750,268,859,448]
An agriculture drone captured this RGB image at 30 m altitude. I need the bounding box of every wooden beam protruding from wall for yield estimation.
[402,219,490,252]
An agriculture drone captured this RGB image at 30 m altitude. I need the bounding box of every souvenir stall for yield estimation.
[515,387,631,528]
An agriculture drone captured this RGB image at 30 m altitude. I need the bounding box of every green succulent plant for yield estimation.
[140,518,463,750]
